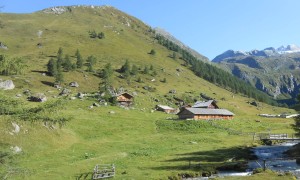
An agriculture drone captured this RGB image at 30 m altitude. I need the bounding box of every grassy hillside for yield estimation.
[0,6,298,179]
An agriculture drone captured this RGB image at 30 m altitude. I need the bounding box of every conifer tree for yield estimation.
[57,47,63,62]
[120,59,130,73]
[75,49,83,68]
[64,55,72,71]
[47,58,57,76]
[143,66,149,74]
[131,64,138,75]
[55,64,64,84]
[86,55,96,72]
[100,63,113,91]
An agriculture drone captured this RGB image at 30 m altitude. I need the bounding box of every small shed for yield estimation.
[115,92,134,106]
[192,100,219,109]
[177,107,234,120]
[155,105,178,114]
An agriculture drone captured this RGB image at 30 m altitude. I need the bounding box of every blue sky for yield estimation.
[1,0,300,60]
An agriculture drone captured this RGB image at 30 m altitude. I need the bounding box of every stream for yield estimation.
[187,141,300,179]
[219,141,300,178]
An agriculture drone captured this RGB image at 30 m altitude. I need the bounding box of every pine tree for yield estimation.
[143,66,149,74]
[57,47,63,61]
[55,63,64,84]
[86,55,96,72]
[172,52,176,60]
[90,30,97,38]
[98,32,105,39]
[64,55,72,71]
[120,59,130,73]
[47,58,57,76]
[150,64,154,71]
[75,49,83,68]
[149,49,156,55]
[100,63,113,91]
[131,64,138,75]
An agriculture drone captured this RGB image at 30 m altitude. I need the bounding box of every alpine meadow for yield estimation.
[0,5,299,180]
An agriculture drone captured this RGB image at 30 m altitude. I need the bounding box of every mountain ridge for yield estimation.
[213,44,300,62]
[213,45,300,103]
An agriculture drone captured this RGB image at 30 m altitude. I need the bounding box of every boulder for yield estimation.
[11,122,20,134]
[59,88,71,96]
[54,84,62,89]
[29,93,47,102]
[69,82,79,87]
[169,89,176,94]
[10,146,22,154]
[23,89,31,96]
[0,80,15,90]
[78,92,85,99]
[93,102,100,107]
[0,42,8,50]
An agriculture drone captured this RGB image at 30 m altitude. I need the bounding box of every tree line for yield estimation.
[47,48,96,84]
[155,34,280,106]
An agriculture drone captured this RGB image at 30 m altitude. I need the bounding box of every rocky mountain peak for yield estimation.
[213,44,300,62]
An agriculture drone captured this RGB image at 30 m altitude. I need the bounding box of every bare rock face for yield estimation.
[0,80,15,90]
[43,7,67,14]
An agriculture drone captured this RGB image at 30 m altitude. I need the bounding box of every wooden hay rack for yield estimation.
[93,164,115,179]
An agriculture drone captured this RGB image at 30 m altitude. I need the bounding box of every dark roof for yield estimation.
[183,108,234,116]
[192,100,215,108]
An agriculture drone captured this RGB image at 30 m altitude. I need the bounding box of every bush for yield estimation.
[253,168,264,174]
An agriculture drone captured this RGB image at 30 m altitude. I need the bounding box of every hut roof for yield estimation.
[156,105,174,110]
[179,108,234,116]
[192,100,218,108]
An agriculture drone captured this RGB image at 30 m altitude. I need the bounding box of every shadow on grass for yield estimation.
[75,172,93,180]
[151,146,255,172]
[41,81,54,87]
[31,70,48,74]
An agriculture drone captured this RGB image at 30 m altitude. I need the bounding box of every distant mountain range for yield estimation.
[213,44,300,63]
[212,44,300,104]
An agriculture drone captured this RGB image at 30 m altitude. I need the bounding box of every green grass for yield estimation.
[0,98,297,179]
[0,6,298,179]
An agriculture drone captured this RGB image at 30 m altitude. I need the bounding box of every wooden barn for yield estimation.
[192,100,219,109]
[155,105,178,114]
[115,92,134,106]
[177,108,234,120]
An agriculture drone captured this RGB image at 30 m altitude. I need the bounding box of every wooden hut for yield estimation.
[115,92,134,106]
[177,108,234,120]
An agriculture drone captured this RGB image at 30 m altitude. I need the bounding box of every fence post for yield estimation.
[263,159,266,171]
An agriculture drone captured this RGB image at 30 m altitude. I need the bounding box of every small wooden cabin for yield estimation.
[115,92,134,106]
[155,105,178,114]
[192,100,219,109]
[177,108,234,120]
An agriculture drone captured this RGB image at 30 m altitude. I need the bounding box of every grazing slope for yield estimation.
[0,6,297,179]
